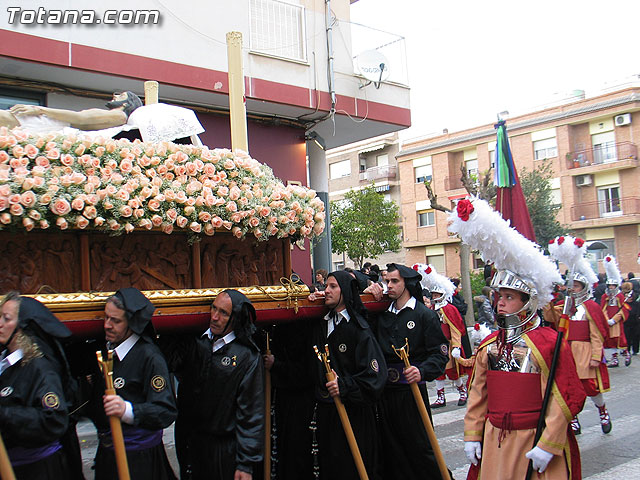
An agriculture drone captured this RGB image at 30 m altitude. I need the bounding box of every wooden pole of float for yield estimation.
[144,81,159,105]
[0,433,16,480]
[393,339,450,480]
[226,32,249,152]
[314,345,369,480]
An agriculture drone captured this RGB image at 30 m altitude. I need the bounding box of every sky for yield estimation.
[351,0,640,141]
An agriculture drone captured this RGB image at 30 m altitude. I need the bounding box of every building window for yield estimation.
[376,153,389,166]
[465,159,478,176]
[533,137,557,160]
[418,210,435,227]
[250,0,307,62]
[0,89,44,110]
[415,164,432,183]
[427,254,445,273]
[333,261,345,271]
[591,131,616,164]
[330,160,351,179]
[597,185,621,217]
[359,157,367,172]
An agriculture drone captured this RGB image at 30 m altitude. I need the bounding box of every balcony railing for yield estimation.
[359,165,397,182]
[571,196,640,221]
[566,141,637,169]
[444,175,463,191]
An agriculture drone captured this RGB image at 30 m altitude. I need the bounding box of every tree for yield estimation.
[519,160,568,247]
[330,185,401,269]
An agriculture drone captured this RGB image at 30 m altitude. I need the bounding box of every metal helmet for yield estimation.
[570,272,592,306]
[490,269,540,343]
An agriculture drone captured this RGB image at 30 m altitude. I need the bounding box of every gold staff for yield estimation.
[0,432,16,480]
[264,331,272,480]
[96,350,131,480]
[313,345,369,480]
[392,339,450,480]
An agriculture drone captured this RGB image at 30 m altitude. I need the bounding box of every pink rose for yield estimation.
[39,193,53,206]
[124,223,135,234]
[39,219,49,229]
[232,226,243,238]
[24,144,39,159]
[138,218,153,230]
[116,189,130,202]
[148,199,161,212]
[108,219,121,231]
[94,217,105,227]
[75,216,90,229]
[120,159,133,174]
[134,208,145,219]
[230,213,242,223]
[198,211,212,222]
[203,223,215,236]
[166,208,178,222]
[184,205,196,216]
[50,198,71,216]
[222,221,232,230]
[83,206,97,219]
[189,222,202,233]
[0,151,9,163]
[20,191,37,208]
[28,209,41,221]
[56,217,68,230]
[119,205,133,217]
[0,212,11,224]
[211,216,223,228]
[60,153,74,167]
[71,198,85,211]
[151,215,163,227]
[259,206,271,217]
[226,201,237,212]
[10,203,23,216]
[253,228,262,239]
[22,217,35,231]
[103,200,114,210]
[176,216,188,228]
[161,223,174,235]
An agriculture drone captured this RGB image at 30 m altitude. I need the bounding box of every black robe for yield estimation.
[372,301,451,479]
[161,334,264,480]
[264,321,316,480]
[89,338,177,480]
[311,313,387,480]
[0,354,69,479]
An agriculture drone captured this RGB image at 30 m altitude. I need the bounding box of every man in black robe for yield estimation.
[0,292,69,479]
[161,289,264,480]
[371,263,450,479]
[262,321,315,480]
[312,270,387,480]
[88,288,177,480]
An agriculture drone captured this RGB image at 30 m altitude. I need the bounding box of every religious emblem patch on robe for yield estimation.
[42,392,60,409]
[113,377,125,389]
[370,359,379,372]
[151,375,167,392]
[338,344,347,353]
[0,386,13,397]
[407,321,415,329]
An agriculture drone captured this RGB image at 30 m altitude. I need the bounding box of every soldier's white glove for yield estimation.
[525,446,553,473]
[464,441,482,466]
[451,347,461,359]
[608,318,616,326]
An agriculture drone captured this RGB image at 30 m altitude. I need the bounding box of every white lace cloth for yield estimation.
[127,103,204,143]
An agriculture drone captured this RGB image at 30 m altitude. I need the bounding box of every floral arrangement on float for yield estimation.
[0,127,326,241]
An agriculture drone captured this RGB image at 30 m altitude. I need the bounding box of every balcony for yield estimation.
[566,142,638,170]
[359,165,397,182]
[571,197,640,222]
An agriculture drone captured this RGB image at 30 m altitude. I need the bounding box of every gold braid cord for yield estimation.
[252,276,308,313]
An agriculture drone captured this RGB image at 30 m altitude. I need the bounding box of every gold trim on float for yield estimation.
[29,282,311,313]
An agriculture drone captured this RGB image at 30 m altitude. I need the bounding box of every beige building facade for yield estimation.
[397,87,640,278]
[327,132,408,271]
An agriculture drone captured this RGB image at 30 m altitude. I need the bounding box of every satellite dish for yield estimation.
[355,50,390,88]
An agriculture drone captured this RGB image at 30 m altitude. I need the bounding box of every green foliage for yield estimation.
[330,185,401,269]
[519,160,568,248]
[470,269,486,298]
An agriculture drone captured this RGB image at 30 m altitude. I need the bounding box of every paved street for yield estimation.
[78,356,640,479]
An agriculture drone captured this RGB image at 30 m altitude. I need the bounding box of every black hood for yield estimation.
[18,297,72,339]
[222,289,257,348]
[328,270,368,328]
[114,288,156,340]
[387,263,425,305]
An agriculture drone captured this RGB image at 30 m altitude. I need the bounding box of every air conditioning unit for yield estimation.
[575,174,592,187]
[614,113,632,126]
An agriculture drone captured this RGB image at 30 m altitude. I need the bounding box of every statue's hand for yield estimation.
[9,104,43,117]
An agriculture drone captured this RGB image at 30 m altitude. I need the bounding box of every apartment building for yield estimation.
[327,132,407,270]
[397,86,640,277]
